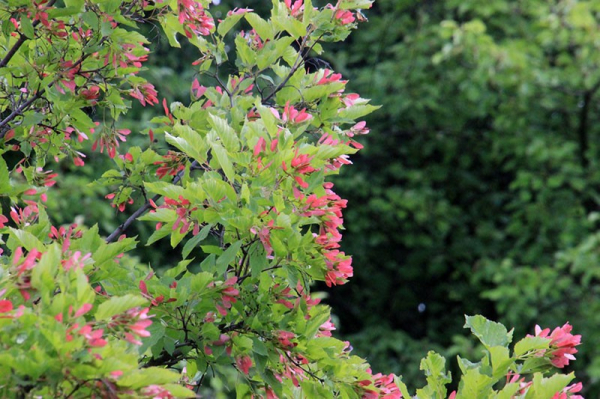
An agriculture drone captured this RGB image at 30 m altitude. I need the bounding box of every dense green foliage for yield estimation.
[0,0,593,397]
[329,0,600,395]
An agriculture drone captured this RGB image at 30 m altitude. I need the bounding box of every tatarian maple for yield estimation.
[0,0,584,398]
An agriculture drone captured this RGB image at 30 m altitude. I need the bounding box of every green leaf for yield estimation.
[93,238,137,268]
[418,351,451,396]
[464,315,512,348]
[274,14,307,38]
[162,384,196,398]
[208,114,240,152]
[338,0,374,9]
[119,368,180,389]
[95,294,147,321]
[235,34,256,66]
[19,16,34,39]
[488,346,512,379]
[514,336,550,357]
[216,240,242,275]
[338,104,381,120]
[160,14,182,48]
[190,271,213,292]
[144,182,187,200]
[138,318,166,355]
[146,224,172,246]
[252,337,268,356]
[210,142,235,183]
[163,259,193,279]
[30,244,60,299]
[304,308,331,339]
[245,13,274,41]
[0,156,10,193]
[8,228,45,252]
[218,13,244,37]
[495,383,522,399]
[527,372,574,399]
[182,224,212,259]
[456,368,494,398]
[166,124,208,162]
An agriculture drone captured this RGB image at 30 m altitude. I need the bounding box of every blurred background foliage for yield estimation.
[45,0,600,395]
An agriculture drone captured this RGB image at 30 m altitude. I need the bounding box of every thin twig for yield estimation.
[105,160,198,243]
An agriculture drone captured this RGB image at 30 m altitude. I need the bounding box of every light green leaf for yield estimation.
[514,336,550,357]
[119,368,180,389]
[182,224,212,259]
[167,124,208,162]
[216,240,242,275]
[0,156,10,193]
[465,315,513,348]
[488,346,512,378]
[245,13,274,41]
[95,294,147,321]
[338,104,381,120]
[8,228,45,252]
[208,114,240,152]
[218,13,244,37]
[19,16,34,39]
[210,142,235,183]
[456,368,494,398]
[527,372,574,399]
[163,259,193,279]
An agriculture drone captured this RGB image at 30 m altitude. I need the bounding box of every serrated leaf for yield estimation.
[182,224,212,259]
[93,238,137,267]
[495,383,522,399]
[162,384,196,398]
[119,368,180,389]
[456,368,494,398]
[304,308,331,339]
[138,318,165,355]
[20,16,34,39]
[8,228,45,252]
[95,294,147,320]
[0,156,10,193]
[216,240,242,275]
[245,13,274,41]
[166,124,208,162]
[161,14,181,47]
[465,315,512,348]
[527,372,574,399]
[419,351,451,396]
[146,224,172,246]
[488,346,512,378]
[30,244,60,298]
[144,182,187,200]
[163,259,193,279]
[218,13,244,37]
[338,104,381,120]
[514,336,550,357]
[210,142,235,183]
[208,114,239,152]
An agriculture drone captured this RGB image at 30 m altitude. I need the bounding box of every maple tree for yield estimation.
[0,0,584,397]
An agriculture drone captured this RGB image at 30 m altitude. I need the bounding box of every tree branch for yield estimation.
[105,160,198,243]
[0,92,43,138]
[0,0,57,68]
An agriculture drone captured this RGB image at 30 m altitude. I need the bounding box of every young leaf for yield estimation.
[95,294,147,320]
[464,315,513,348]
